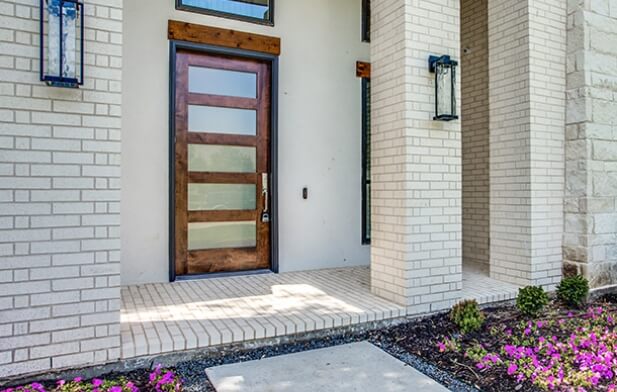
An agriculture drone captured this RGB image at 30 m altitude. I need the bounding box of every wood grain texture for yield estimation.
[188,93,258,110]
[187,248,269,274]
[187,132,257,147]
[169,20,281,56]
[188,210,257,223]
[174,53,190,276]
[174,50,272,277]
[188,172,257,184]
[356,61,371,78]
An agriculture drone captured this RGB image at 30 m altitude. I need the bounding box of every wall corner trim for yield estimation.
[167,20,281,56]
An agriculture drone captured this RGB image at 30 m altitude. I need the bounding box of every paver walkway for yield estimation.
[205,342,450,392]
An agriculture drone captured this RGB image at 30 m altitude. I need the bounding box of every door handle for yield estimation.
[261,173,270,223]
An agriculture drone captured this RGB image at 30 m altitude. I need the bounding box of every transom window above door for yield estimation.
[177,0,274,25]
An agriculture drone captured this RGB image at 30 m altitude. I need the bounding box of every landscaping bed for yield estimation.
[371,292,617,392]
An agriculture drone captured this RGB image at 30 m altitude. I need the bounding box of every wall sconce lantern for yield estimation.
[428,55,458,121]
[40,0,84,88]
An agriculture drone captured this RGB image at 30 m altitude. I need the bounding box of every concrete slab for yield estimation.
[205,342,449,392]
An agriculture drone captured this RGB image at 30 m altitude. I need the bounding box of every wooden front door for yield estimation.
[173,50,271,277]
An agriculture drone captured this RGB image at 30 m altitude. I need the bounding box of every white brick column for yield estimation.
[370,0,462,314]
[0,0,122,377]
[488,0,566,288]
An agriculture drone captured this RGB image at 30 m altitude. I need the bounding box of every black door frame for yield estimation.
[168,40,279,282]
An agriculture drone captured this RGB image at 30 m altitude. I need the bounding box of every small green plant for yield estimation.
[516,286,549,317]
[557,275,589,307]
[449,299,485,334]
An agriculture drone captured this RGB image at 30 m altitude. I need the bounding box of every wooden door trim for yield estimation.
[188,210,258,223]
[187,133,257,147]
[188,93,258,110]
[169,41,279,282]
[188,172,257,184]
[168,20,281,56]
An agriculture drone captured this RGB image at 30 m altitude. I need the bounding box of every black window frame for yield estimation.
[361,78,371,245]
[176,0,275,26]
[362,0,370,42]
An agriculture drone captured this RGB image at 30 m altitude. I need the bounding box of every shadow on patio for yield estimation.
[120,267,405,359]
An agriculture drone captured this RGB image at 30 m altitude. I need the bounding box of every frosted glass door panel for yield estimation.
[188,144,256,173]
[188,105,256,135]
[188,222,256,250]
[188,184,256,211]
[189,66,257,98]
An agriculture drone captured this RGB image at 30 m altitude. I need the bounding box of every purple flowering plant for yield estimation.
[1,366,181,392]
[147,365,182,392]
[437,305,617,391]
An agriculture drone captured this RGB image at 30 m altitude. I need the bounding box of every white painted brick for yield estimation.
[488,0,565,287]
[370,0,462,312]
[0,1,122,378]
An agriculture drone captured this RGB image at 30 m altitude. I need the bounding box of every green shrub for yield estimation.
[516,286,549,317]
[557,275,589,307]
[449,299,485,334]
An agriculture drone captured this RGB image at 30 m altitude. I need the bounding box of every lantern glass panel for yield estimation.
[47,0,78,80]
[436,63,454,118]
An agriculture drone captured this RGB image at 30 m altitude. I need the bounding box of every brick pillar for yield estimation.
[370,0,462,314]
[488,0,566,288]
[564,0,617,288]
[0,0,123,377]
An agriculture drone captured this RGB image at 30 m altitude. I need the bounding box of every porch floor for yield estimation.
[461,263,521,304]
[120,265,521,359]
[120,267,405,359]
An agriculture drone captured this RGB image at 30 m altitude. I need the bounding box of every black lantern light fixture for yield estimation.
[428,55,458,121]
[40,0,84,88]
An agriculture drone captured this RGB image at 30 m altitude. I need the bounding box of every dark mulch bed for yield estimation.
[372,306,541,392]
[371,293,617,392]
[6,293,617,392]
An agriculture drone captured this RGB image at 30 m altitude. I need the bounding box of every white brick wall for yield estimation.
[461,0,489,269]
[370,0,462,315]
[565,0,617,288]
[0,0,122,377]
[488,0,566,288]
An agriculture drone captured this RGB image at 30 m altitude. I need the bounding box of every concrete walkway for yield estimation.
[206,342,449,392]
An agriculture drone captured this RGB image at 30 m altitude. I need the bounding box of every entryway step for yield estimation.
[205,341,449,392]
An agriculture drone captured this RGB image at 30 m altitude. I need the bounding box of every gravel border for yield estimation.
[173,328,479,392]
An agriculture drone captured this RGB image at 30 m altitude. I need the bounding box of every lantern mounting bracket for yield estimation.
[428,55,456,73]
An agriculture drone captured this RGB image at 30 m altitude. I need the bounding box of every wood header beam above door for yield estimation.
[168,20,281,56]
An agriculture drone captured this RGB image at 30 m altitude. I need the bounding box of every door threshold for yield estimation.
[175,269,274,282]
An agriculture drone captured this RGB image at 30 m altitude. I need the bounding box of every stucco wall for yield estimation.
[565,0,617,288]
[121,0,370,284]
[461,0,489,268]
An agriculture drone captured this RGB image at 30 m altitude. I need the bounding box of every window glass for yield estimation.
[362,79,371,244]
[188,145,256,173]
[178,0,273,24]
[188,184,256,211]
[362,0,370,42]
[188,105,257,136]
[188,221,256,250]
[189,66,257,99]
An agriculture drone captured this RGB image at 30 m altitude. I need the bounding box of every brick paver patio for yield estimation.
[121,266,520,359]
